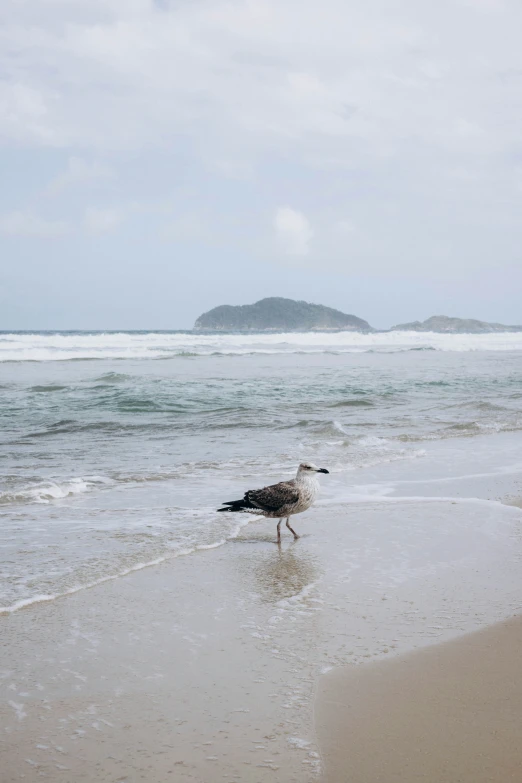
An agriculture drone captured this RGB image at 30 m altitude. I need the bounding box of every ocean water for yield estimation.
[1,329,522,613]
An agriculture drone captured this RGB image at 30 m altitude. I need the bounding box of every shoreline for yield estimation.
[316,615,522,783]
[4,426,522,618]
[2,463,522,781]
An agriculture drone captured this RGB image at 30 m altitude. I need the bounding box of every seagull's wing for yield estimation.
[246,480,299,513]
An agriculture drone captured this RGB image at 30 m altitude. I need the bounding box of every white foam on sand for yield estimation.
[320,494,522,520]
[276,581,320,609]
[0,517,252,615]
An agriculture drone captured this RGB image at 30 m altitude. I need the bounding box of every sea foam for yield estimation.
[2,329,522,361]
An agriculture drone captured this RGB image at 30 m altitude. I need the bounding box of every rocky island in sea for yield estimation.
[194,297,373,332]
[391,315,522,334]
[194,298,521,334]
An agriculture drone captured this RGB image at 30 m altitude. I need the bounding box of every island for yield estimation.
[390,315,522,334]
[194,297,373,332]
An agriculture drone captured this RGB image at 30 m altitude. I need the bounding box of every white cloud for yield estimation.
[274,207,313,256]
[1,0,521,163]
[1,0,522,292]
[0,211,69,238]
[47,156,114,195]
[0,82,56,146]
[84,206,123,234]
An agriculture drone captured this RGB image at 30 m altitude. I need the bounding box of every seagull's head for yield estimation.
[297,461,329,476]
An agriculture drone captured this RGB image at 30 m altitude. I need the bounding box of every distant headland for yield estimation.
[391,315,522,334]
[194,298,522,334]
[194,297,373,332]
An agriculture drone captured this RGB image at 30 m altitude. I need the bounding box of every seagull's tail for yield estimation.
[217,498,250,513]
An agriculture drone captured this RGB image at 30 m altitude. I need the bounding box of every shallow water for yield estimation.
[1,331,522,611]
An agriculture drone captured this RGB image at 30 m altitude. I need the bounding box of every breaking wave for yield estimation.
[0,476,114,505]
[2,330,522,361]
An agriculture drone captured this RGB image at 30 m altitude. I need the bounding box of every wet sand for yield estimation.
[316,616,522,783]
[2,467,522,782]
[1,532,322,782]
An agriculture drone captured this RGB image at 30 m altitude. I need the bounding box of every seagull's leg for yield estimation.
[286,517,299,540]
[277,519,282,544]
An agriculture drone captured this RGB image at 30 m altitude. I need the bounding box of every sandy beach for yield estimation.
[2,443,522,782]
[317,616,522,783]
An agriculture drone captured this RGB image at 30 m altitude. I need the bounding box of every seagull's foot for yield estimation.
[292,534,300,541]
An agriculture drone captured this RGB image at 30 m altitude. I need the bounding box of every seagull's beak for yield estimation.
[317,468,329,474]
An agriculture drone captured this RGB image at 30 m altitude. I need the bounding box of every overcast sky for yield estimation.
[1,0,522,330]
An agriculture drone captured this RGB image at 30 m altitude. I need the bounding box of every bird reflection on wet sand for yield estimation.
[248,542,319,604]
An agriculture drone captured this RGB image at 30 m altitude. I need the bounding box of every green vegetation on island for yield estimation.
[391,315,522,334]
[194,300,522,334]
[194,297,373,332]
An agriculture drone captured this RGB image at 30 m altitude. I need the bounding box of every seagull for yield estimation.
[218,462,329,543]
